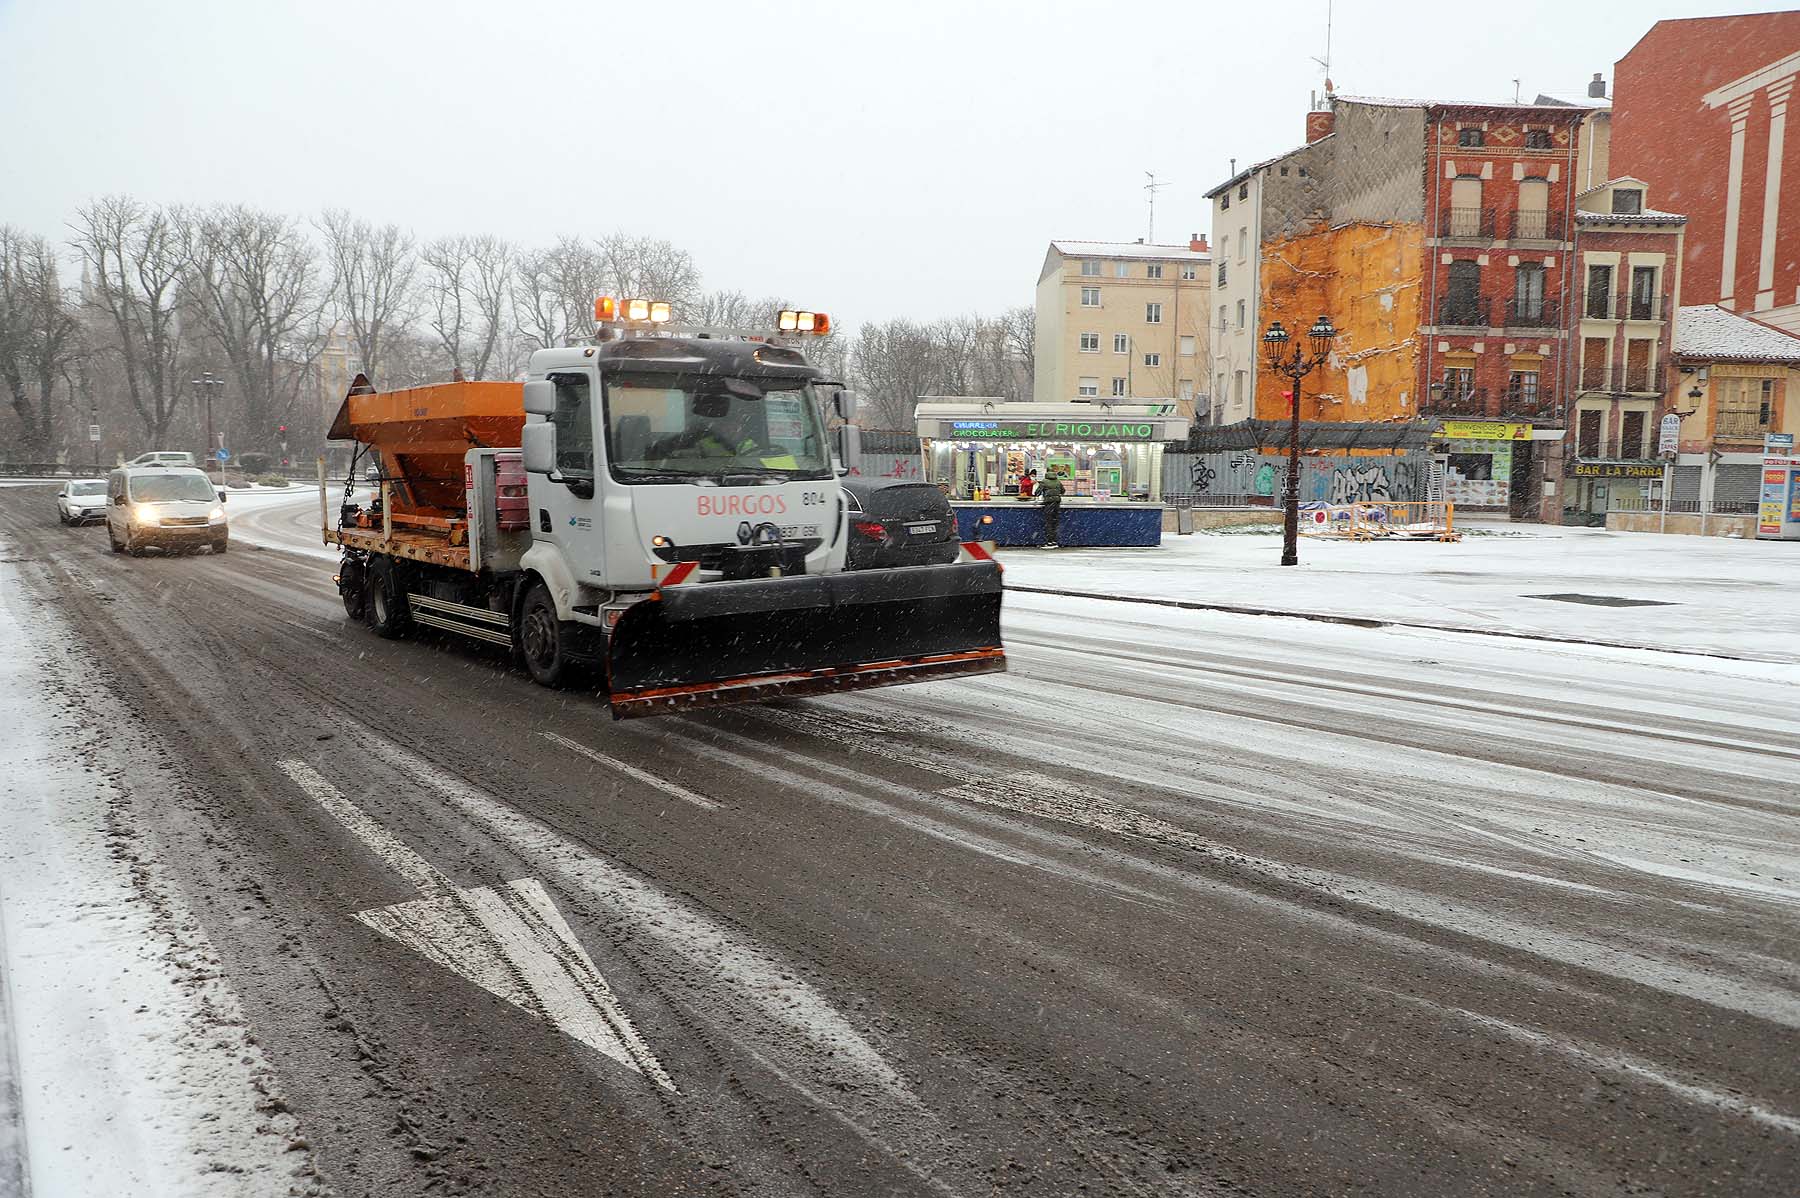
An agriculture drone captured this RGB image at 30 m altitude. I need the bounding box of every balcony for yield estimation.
[1502,386,1558,421]
[1578,367,1663,395]
[1440,206,1495,240]
[1436,292,1491,329]
[1625,297,1663,321]
[1716,409,1774,439]
[1508,210,1566,241]
[1502,296,1561,329]
[1421,384,1488,417]
[1584,293,1614,320]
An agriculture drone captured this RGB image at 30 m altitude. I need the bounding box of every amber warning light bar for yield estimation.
[776,309,831,335]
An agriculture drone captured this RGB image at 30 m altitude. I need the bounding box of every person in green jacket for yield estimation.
[1038,471,1066,547]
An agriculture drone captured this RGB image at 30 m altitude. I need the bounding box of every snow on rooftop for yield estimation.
[1577,208,1685,223]
[1049,240,1208,262]
[1675,304,1800,363]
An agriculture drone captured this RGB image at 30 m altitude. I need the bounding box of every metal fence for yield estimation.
[1163,450,1437,508]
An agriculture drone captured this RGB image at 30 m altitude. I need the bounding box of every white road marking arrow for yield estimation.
[278,759,675,1091]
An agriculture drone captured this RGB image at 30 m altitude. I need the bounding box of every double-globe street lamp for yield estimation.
[1261,314,1337,567]
[191,372,225,481]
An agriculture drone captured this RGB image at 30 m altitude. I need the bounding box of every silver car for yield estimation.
[56,478,109,525]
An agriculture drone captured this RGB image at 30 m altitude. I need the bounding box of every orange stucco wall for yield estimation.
[1255,222,1425,423]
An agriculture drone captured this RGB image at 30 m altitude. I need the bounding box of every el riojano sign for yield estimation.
[947,420,1160,440]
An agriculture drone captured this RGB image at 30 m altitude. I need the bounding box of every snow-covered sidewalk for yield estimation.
[996,521,1800,663]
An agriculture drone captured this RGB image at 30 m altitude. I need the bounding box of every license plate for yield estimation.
[904,522,939,535]
[777,524,819,539]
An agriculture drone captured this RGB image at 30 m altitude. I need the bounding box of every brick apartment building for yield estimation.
[1613,13,1800,331]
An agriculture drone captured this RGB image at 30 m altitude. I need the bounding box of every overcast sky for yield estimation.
[0,0,1784,331]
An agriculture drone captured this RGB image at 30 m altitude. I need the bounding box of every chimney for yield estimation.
[1189,234,1208,253]
[1588,72,1606,99]
[1306,109,1336,143]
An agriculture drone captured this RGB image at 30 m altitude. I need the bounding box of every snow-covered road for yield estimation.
[2,484,1796,1197]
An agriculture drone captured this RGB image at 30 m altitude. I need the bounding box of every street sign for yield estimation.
[215,448,230,461]
[88,424,101,443]
[1767,432,1795,456]
[1658,413,1681,456]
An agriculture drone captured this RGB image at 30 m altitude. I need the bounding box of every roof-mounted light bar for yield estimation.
[777,309,832,336]
[595,296,673,324]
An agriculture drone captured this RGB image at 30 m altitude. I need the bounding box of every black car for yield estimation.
[841,477,961,569]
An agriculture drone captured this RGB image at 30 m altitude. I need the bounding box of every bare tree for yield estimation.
[184,204,323,454]
[598,234,701,315]
[71,196,191,445]
[318,209,417,383]
[511,236,605,357]
[420,234,514,380]
[0,228,81,460]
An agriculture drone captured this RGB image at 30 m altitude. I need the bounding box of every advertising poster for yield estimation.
[1761,468,1787,535]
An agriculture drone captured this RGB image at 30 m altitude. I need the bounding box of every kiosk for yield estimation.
[914,400,1190,547]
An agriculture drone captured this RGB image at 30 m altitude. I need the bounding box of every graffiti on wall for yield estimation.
[1327,464,1394,504]
[1164,451,1430,503]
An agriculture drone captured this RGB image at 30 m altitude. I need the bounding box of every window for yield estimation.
[1578,408,1603,457]
[1625,340,1653,391]
[1236,299,1246,328]
[1217,261,1228,287]
[1221,191,1230,210]
[1081,286,1100,307]
[1217,373,1227,404]
[1524,129,1552,149]
[1111,377,1128,397]
[1180,335,1196,356]
[1443,366,1476,403]
[1621,409,1647,457]
[1080,260,1101,276]
[1115,261,1130,278]
[1218,305,1228,331]
[549,372,594,480]
[1449,176,1483,236]
[1181,265,1197,280]
[1146,263,1164,279]
[1581,336,1609,390]
[1612,189,1643,215]
[1238,183,1248,200]
[1143,352,1161,368]
[1444,260,1482,325]
[1113,333,1129,353]
[1238,228,1247,262]
[1513,262,1546,322]
[1458,127,1484,147]
[1516,178,1549,238]
[1508,369,1541,408]
[1586,265,1613,319]
[1630,266,1657,320]
[1179,379,1194,401]
[1234,370,1246,403]
[1079,332,1100,352]
[1145,302,1163,324]
[1716,377,1778,436]
[1077,377,1099,397]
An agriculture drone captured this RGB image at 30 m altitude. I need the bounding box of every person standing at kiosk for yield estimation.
[1038,471,1065,547]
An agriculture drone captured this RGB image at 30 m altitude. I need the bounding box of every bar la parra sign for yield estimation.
[1572,461,1663,479]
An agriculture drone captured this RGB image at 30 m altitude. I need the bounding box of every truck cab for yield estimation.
[518,336,852,626]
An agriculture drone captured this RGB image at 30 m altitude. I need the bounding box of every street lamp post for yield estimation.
[1261,315,1337,567]
[191,372,225,481]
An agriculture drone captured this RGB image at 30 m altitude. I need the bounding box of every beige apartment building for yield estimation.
[1033,238,1211,416]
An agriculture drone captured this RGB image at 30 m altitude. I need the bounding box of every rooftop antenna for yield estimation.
[1513,78,1522,104]
[1144,171,1172,243]
[1310,0,1334,102]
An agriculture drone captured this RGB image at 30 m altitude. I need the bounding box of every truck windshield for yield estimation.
[604,373,832,482]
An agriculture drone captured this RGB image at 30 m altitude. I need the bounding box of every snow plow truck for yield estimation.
[322,300,1006,719]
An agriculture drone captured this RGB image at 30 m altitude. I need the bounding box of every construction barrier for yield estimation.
[1298,501,1460,542]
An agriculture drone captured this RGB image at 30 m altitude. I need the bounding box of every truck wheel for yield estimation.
[366,564,409,639]
[212,536,229,555]
[518,582,570,688]
[339,559,366,621]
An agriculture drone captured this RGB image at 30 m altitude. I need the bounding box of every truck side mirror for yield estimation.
[834,389,862,423]
[521,421,557,475]
[522,380,557,416]
[832,423,862,476]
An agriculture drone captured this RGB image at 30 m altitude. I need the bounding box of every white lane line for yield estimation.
[1399,995,1800,1137]
[540,731,721,811]
[276,759,675,1091]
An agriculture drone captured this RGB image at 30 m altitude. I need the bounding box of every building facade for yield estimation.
[1669,303,1800,512]
[1032,239,1211,416]
[1612,13,1800,330]
[1558,178,1685,521]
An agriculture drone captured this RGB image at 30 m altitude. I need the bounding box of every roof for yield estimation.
[1047,240,1209,262]
[1576,209,1686,224]
[1203,138,1326,199]
[1535,92,1612,110]
[1674,304,1800,363]
[1333,94,1592,115]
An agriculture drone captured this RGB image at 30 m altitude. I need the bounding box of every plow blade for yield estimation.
[606,561,1005,719]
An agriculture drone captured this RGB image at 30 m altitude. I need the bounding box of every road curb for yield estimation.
[0,896,30,1198]
[1004,583,1769,664]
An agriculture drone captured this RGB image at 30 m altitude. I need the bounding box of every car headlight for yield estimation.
[209,507,225,522]
[133,503,157,524]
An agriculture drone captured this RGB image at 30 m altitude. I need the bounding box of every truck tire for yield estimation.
[366,561,410,639]
[517,581,571,688]
[338,558,366,621]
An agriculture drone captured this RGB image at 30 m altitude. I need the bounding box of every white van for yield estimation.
[127,451,197,468]
[105,465,228,555]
